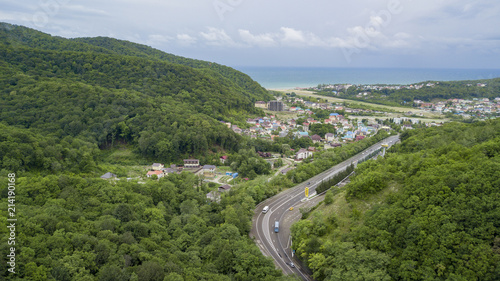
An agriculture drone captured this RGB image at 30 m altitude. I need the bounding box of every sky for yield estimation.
[2,0,500,68]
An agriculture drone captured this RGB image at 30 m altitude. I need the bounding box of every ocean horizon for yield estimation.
[234,67,500,89]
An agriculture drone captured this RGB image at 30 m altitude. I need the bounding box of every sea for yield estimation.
[234,67,500,89]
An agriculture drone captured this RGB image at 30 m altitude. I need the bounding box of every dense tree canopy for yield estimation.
[0,23,291,280]
[292,120,500,281]
[0,22,272,161]
[0,172,285,280]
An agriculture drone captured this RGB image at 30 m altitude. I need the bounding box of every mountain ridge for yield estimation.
[0,22,271,165]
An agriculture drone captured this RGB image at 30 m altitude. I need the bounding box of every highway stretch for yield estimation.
[250,135,400,280]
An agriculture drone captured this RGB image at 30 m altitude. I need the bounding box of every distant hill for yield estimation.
[316,76,500,106]
[0,22,272,166]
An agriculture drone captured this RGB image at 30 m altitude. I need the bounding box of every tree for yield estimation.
[136,261,165,281]
[324,189,334,205]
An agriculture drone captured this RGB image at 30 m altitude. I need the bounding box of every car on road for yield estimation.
[289,262,295,268]
[262,206,269,213]
[289,207,294,211]
[274,221,279,233]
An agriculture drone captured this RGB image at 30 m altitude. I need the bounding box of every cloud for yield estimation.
[279,27,326,47]
[236,27,327,48]
[280,27,305,44]
[238,29,276,47]
[177,33,197,46]
[63,5,108,16]
[146,34,173,46]
[200,27,238,47]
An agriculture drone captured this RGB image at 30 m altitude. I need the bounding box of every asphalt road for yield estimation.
[250,135,400,280]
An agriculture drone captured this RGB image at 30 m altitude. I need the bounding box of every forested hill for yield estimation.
[291,120,500,280]
[0,22,268,101]
[0,22,272,166]
[72,37,267,99]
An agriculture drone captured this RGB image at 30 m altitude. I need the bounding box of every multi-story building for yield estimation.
[268,100,284,111]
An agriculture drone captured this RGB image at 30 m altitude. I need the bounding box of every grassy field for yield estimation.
[263,109,300,119]
[346,115,448,123]
[277,89,444,119]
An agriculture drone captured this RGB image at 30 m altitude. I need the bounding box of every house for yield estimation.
[295,148,312,160]
[342,131,355,141]
[308,146,316,152]
[206,191,221,202]
[161,168,176,176]
[356,135,365,141]
[184,159,200,168]
[203,165,217,177]
[402,124,414,130]
[218,184,231,192]
[325,133,335,142]
[255,101,268,109]
[311,134,322,143]
[146,170,164,179]
[101,172,118,180]
[279,131,289,138]
[302,122,310,131]
[257,151,272,158]
[220,121,231,128]
[246,118,257,125]
[220,156,228,164]
[152,163,164,170]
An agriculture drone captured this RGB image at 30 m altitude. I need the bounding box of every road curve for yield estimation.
[250,135,400,280]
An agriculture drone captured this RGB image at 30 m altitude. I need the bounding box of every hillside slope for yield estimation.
[0,22,269,102]
[0,22,271,165]
[292,120,500,280]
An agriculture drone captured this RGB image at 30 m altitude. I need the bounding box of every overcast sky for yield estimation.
[2,0,500,68]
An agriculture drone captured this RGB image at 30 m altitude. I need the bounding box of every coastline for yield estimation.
[237,67,500,89]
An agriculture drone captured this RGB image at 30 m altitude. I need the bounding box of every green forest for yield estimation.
[291,120,500,280]
[4,21,500,281]
[0,170,290,281]
[0,23,288,280]
[0,22,272,164]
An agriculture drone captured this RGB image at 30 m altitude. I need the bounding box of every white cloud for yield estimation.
[0,11,25,22]
[200,27,238,47]
[238,29,276,47]
[177,33,197,46]
[146,34,173,46]
[280,27,305,44]
[63,5,108,16]
[2,0,499,67]
[279,27,326,47]
[238,27,328,48]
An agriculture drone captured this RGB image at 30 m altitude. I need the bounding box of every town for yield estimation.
[102,92,499,204]
[309,82,500,119]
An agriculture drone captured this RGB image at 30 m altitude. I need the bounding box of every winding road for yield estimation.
[250,135,400,280]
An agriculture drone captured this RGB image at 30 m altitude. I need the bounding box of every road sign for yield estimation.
[305,187,309,197]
